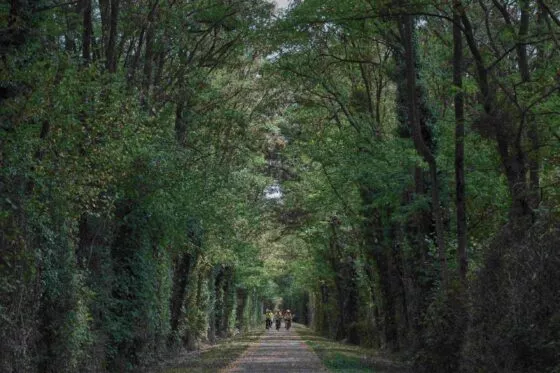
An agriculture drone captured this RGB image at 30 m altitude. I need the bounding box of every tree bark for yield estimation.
[106,0,120,73]
[143,23,154,96]
[175,98,188,146]
[453,5,467,282]
[80,0,92,63]
[142,1,159,98]
[99,0,110,52]
[221,266,235,336]
[520,0,540,210]
[169,253,192,338]
[401,14,447,285]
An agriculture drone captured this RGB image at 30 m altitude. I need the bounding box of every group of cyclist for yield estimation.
[265,308,293,331]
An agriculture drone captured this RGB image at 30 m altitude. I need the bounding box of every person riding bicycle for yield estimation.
[265,309,274,329]
[284,309,293,330]
[275,310,283,330]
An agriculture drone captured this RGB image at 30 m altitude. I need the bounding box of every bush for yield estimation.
[461,214,560,373]
[414,282,468,373]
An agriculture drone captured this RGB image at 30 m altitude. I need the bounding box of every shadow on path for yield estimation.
[223,323,327,372]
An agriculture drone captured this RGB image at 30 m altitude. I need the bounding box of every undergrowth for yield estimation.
[296,325,411,373]
[159,329,264,373]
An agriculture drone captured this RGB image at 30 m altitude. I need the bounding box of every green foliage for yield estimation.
[259,0,560,371]
[462,216,560,373]
[298,325,410,373]
[414,283,468,373]
[2,0,560,372]
[1,0,275,371]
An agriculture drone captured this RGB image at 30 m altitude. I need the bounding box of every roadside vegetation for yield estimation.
[2,0,559,372]
[297,325,410,373]
[159,330,263,373]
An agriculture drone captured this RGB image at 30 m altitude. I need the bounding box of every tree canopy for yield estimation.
[1,0,559,372]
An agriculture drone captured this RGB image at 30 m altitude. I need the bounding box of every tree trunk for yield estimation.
[175,98,188,146]
[99,0,110,51]
[80,0,92,63]
[520,1,540,210]
[106,0,120,73]
[4,0,30,50]
[142,1,159,99]
[235,288,247,331]
[143,23,154,98]
[221,266,235,336]
[360,187,401,350]
[401,13,448,285]
[453,6,467,282]
[459,2,532,221]
[169,253,192,339]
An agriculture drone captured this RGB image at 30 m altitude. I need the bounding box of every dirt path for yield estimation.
[222,323,328,372]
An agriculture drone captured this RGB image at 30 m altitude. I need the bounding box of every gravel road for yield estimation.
[222,323,328,372]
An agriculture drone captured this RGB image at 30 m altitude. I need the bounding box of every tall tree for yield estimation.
[453,0,467,282]
[400,11,448,284]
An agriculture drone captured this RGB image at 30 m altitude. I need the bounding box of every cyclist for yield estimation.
[275,310,283,330]
[284,309,293,330]
[265,309,274,329]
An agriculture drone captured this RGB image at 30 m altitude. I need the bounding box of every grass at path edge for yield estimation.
[159,329,264,373]
[296,325,411,373]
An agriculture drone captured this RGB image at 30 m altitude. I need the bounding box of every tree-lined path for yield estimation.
[223,325,327,373]
[2,0,560,372]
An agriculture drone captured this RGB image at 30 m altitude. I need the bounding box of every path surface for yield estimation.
[222,324,327,372]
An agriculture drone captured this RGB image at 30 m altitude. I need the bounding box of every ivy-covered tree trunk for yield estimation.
[209,265,237,339]
[212,265,227,339]
[221,266,236,337]
[400,12,447,285]
[207,268,218,344]
[327,218,360,343]
[235,288,248,331]
[183,263,201,350]
[169,252,194,343]
[387,22,442,352]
